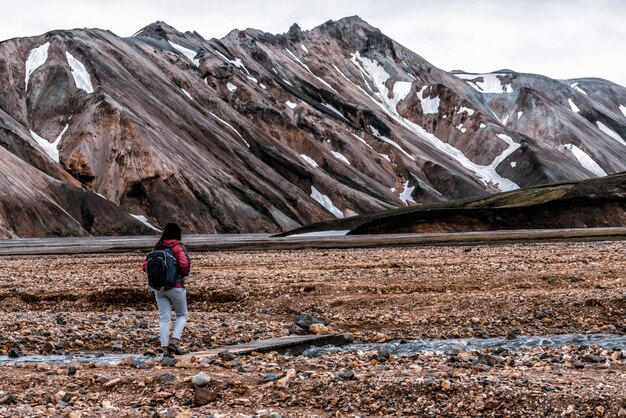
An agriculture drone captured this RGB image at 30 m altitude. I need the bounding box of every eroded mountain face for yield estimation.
[0,16,625,237]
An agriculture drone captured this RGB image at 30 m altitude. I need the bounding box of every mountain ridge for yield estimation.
[0,17,624,237]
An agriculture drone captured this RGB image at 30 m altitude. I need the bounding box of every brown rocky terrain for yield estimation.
[1,240,625,416]
[1,17,625,237]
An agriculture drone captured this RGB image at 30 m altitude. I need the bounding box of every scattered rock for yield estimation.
[161,356,177,367]
[0,393,18,405]
[40,342,55,354]
[583,355,606,363]
[191,372,211,387]
[534,311,547,320]
[260,373,279,383]
[335,367,355,381]
[457,352,472,362]
[294,313,327,330]
[111,341,124,351]
[507,329,521,340]
[287,325,309,335]
[159,373,176,383]
[52,390,66,404]
[377,347,391,360]
[218,350,236,362]
[103,378,121,388]
[477,353,503,366]
[276,369,297,389]
[194,387,218,406]
[36,362,51,371]
[309,323,329,335]
[7,347,22,358]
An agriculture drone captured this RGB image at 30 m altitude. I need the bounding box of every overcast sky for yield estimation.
[3,0,626,86]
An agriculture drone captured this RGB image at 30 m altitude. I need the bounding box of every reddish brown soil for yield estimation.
[0,241,625,416]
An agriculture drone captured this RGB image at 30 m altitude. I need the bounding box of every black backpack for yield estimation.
[145,247,179,290]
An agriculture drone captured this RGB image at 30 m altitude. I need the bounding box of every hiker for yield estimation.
[142,223,191,357]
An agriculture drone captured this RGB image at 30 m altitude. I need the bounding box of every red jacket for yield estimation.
[142,239,190,288]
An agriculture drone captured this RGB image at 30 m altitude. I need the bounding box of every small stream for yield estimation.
[1,333,625,366]
[0,353,148,366]
[303,333,626,358]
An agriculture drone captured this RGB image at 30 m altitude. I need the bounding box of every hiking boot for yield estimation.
[167,343,185,355]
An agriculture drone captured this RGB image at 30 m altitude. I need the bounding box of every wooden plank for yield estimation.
[177,333,353,361]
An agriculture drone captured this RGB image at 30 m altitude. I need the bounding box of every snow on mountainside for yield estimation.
[0,16,625,237]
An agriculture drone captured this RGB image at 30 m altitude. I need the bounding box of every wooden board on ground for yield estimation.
[177,333,353,361]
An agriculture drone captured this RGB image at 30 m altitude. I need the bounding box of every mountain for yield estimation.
[279,172,626,236]
[0,16,625,237]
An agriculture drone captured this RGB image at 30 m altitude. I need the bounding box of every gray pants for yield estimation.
[154,287,188,347]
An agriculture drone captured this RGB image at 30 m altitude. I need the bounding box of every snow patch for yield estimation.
[65,52,94,94]
[321,103,345,119]
[310,186,343,218]
[226,82,237,92]
[209,112,249,147]
[564,144,607,177]
[130,214,161,232]
[348,132,374,150]
[416,86,440,115]
[282,78,293,87]
[510,161,517,168]
[25,42,50,91]
[30,124,68,163]
[412,173,443,198]
[181,88,193,100]
[331,151,350,165]
[597,121,626,145]
[213,49,250,75]
[479,123,487,129]
[620,105,626,118]
[300,154,318,168]
[517,111,523,120]
[259,83,267,90]
[568,98,580,113]
[247,76,258,83]
[379,153,391,162]
[399,180,415,204]
[571,82,588,95]
[369,125,414,161]
[455,73,513,94]
[457,106,475,116]
[285,101,297,109]
[286,48,336,92]
[351,53,518,191]
[350,52,412,114]
[168,41,199,66]
[300,44,308,53]
[456,124,467,133]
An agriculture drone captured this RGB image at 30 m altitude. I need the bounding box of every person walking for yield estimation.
[142,223,191,357]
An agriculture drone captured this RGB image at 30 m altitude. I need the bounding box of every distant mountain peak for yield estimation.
[134,21,182,39]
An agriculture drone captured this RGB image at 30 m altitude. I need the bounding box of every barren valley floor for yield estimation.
[0,241,625,416]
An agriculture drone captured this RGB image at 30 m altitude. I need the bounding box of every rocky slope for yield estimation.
[1,16,625,237]
[281,172,626,236]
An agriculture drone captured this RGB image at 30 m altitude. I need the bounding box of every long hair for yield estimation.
[155,223,182,248]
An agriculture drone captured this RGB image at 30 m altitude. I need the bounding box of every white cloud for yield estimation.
[1,0,625,86]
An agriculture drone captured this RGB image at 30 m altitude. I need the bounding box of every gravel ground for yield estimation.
[0,241,625,416]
